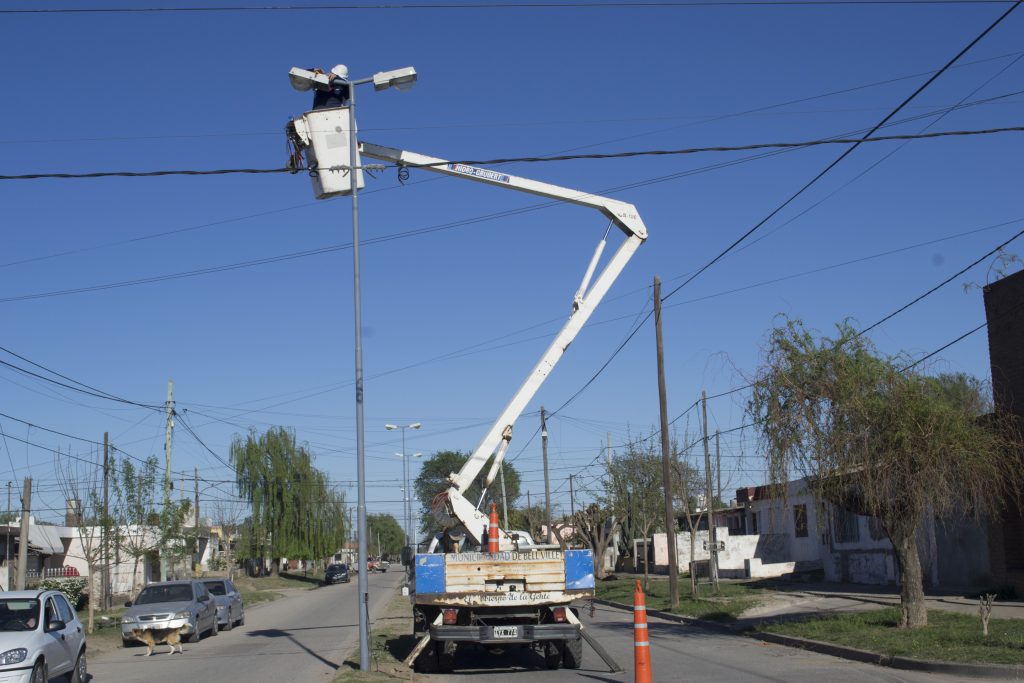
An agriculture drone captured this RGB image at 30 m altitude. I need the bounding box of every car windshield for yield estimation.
[0,599,40,632]
[204,581,227,596]
[135,585,193,605]
[328,565,345,572]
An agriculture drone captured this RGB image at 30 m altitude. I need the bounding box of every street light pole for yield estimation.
[288,63,417,673]
[386,423,422,548]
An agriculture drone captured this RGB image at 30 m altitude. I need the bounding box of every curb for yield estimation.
[753,631,1024,680]
[595,598,1024,680]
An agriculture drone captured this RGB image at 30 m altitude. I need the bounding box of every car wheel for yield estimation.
[69,649,87,683]
[238,610,245,626]
[30,660,46,683]
[222,614,233,631]
[187,620,201,643]
[563,637,583,669]
[544,642,563,670]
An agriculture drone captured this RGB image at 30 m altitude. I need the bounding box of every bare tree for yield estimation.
[55,448,106,634]
[672,437,706,597]
[573,504,618,580]
[749,319,1023,628]
[212,500,246,580]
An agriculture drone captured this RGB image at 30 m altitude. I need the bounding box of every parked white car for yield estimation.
[0,590,87,683]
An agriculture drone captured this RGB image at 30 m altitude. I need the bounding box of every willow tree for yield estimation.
[231,427,346,573]
[749,319,1021,628]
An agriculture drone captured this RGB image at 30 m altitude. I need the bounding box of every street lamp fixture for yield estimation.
[386,423,422,556]
[287,62,417,674]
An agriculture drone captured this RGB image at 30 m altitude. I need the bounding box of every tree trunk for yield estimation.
[688,528,698,597]
[892,530,928,628]
[642,536,650,592]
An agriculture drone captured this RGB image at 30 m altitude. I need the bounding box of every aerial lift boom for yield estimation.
[358,142,648,547]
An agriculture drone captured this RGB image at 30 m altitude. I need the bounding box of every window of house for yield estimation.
[793,504,808,538]
[833,506,861,543]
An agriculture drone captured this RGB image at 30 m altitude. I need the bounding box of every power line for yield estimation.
[530,3,1021,426]
[661,0,1023,305]
[3,124,1022,182]
[2,1,1016,13]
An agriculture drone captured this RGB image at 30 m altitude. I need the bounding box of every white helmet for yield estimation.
[331,64,350,80]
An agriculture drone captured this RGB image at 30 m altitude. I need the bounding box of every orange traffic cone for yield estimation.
[633,580,652,683]
[488,503,500,554]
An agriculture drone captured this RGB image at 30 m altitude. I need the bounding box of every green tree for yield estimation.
[112,455,160,595]
[605,436,666,590]
[748,319,1022,629]
[413,450,521,535]
[231,427,347,573]
[368,514,405,558]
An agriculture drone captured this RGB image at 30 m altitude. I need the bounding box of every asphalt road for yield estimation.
[88,571,401,683]
[426,602,1012,683]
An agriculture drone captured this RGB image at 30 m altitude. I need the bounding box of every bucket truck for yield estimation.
[287,108,647,673]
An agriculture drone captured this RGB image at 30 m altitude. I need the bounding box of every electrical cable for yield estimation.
[0,344,163,410]
[1,1,1017,13]
[528,4,1022,431]
[3,125,1022,182]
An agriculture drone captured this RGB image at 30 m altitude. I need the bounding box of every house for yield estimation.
[649,476,993,589]
[983,268,1024,594]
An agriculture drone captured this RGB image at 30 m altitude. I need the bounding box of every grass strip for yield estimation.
[759,607,1024,665]
[596,576,763,621]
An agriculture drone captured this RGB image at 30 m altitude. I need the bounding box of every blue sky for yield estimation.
[1,1,1022,530]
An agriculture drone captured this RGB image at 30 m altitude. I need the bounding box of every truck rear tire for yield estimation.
[438,641,456,673]
[413,643,439,674]
[544,642,563,669]
[563,636,583,669]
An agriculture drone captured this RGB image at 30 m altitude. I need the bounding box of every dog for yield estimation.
[127,626,186,656]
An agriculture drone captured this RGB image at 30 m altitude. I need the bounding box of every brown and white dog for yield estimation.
[127,626,186,656]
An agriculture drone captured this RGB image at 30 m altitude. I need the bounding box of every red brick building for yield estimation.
[983,268,1024,594]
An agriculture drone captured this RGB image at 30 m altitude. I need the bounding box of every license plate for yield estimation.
[493,626,519,639]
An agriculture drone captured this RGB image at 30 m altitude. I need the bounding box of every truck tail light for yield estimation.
[552,607,567,623]
[442,609,458,625]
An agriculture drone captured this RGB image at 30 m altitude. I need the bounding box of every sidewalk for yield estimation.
[736,580,1024,628]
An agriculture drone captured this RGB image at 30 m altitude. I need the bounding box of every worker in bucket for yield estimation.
[313,64,352,110]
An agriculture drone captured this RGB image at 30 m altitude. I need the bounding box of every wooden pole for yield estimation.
[15,478,30,590]
[541,407,553,543]
[654,276,680,609]
[701,392,719,592]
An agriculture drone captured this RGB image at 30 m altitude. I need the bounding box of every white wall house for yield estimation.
[646,477,993,589]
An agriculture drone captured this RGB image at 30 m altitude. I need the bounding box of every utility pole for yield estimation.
[162,380,174,582]
[569,474,576,518]
[16,478,30,590]
[541,407,553,544]
[607,432,613,469]
[701,391,719,592]
[716,431,722,510]
[102,432,110,610]
[498,464,509,530]
[4,481,9,590]
[194,467,200,576]
[654,276,680,609]
[194,468,200,528]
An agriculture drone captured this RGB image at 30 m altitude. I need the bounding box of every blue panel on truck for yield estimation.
[415,554,445,594]
[564,549,595,590]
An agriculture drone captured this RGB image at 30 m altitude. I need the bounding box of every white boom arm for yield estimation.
[360,142,648,546]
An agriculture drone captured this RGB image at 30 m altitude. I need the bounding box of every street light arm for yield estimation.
[359,142,648,546]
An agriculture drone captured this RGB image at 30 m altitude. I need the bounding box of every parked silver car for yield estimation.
[0,590,87,683]
[202,579,245,631]
[121,580,218,646]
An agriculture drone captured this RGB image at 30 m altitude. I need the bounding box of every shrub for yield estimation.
[40,577,88,608]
